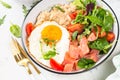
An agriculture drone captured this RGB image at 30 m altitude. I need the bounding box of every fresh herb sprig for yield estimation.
[40,39,57,60]
[22,5,28,16]
[0,0,12,9]
[0,15,6,26]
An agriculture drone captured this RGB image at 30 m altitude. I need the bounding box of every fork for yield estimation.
[11,37,40,74]
[13,51,32,74]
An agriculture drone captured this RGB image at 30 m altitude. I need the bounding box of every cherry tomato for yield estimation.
[106,32,115,42]
[26,23,34,36]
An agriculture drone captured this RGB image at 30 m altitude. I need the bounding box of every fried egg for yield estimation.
[28,21,70,66]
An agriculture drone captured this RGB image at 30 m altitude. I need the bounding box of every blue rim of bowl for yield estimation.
[21,0,119,74]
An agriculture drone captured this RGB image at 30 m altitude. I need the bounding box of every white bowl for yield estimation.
[21,0,119,75]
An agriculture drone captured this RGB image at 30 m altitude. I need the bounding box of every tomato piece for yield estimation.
[69,11,77,19]
[67,23,84,33]
[50,58,64,71]
[26,23,34,36]
[106,32,115,42]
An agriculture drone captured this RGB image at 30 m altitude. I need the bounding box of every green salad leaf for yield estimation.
[103,13,114,31]
[0,0,11,9]
[95,8,106,20]
[87,15,103,26]
[10,24,21,38]
[73,13,89,24]
[78,58,95,69]
[89,38,110,53]
[0,15,6,26]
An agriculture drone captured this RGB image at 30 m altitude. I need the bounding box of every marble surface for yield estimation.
[0,0,120,80]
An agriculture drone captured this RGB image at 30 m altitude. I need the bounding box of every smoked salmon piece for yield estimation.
[63,63,74,72]
[88,32,97,41]
[62,52,76,66]
[85,49,99,62]
[69,45,80,59]
[78,36,90,57]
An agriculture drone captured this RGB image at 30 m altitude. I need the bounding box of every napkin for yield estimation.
[106,54,120,80]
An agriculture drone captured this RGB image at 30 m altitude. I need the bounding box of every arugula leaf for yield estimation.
[0,15,6,26]
[96,8,106,20]
[73,13,88,24]
[89,38,110,53]
[0,0,11,9]
[22,5,28,16]
[72,31,78,40]
[91,7,114,32]
[78,58,95,69]
[54,6,65,13]
[87,16,103,27]
[9,24,21,38]
[43,50,56,60]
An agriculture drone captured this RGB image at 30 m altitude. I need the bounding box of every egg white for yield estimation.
[28,21,70,67]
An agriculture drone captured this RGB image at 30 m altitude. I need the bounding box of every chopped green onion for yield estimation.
[55,6,65,12]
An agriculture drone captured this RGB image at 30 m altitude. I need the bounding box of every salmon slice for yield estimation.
[63,63,74,72]
[69,45,80,59]
[78,36,90,57]
[62,52,76,66]
[85,49,100,62]
[88,32,97,41]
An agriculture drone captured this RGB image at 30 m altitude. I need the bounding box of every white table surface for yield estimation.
[0,0,120,80]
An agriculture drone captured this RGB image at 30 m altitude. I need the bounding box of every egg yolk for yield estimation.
[41,25,62,42]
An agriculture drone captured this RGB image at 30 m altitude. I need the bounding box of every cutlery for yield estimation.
[11,37,40,74]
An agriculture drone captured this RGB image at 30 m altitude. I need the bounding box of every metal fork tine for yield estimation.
[14,55,19,62]
[17,53,22,60]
